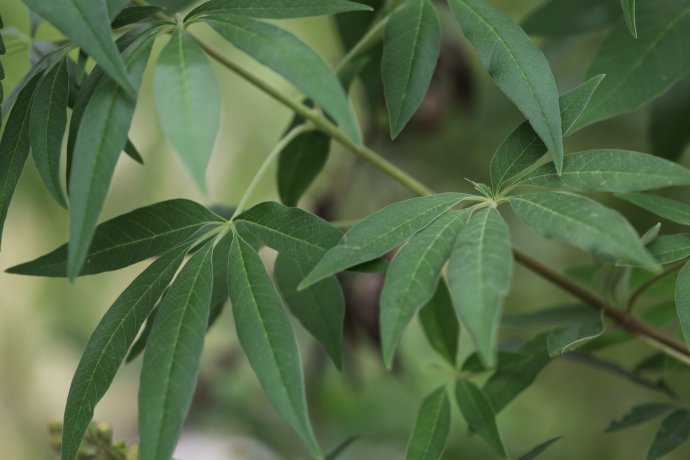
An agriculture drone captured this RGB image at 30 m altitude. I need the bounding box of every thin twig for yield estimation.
[626,260,685,312]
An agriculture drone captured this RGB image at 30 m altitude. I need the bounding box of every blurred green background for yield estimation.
[2,0,690,459]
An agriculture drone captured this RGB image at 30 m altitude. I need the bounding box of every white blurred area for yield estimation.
[174,433,284,460]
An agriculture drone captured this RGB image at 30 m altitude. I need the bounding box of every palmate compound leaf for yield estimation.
[7,199,223,277]
[300,193,471,289]
[22,0,134,94]
[67,29,158,280]
[448,207,512,368]
[61,245,189,460]
[274,253,345,370]
[517,150,690,192]
[509,192,659,269]
[647,409,690,460]
[154,24,221,191]
[380,210,468,368]
[186,0,372,19]
[382,0,440,138]
[405,386,451,460]
[455,379,507,459]
[490,74,606,192]
[447,0,563,172]
[204,15,361,144]
[419,279,460,367]
[227,232,321,457]
[573,0,690,130]
[139,244,214,460]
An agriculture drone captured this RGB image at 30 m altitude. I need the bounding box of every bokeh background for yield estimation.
[2,0,690,458]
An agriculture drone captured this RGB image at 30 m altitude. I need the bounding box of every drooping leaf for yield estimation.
[405,386,451,460]
[547,307,604,356]
[455,379,507,459]
[522,0,620,37]
[490,75,606,191]
[380,210,467,367]
[154,25,220,190]
[274,253,345,370]
[649,76,690,161]
[187,0,372,19]
[574,0,690,129]
[67,34,155,279]
[517,436,563,460]
[647,235,690,265]
[227,233,320,457]
[517,150,690,192]
[605,403,675,433]
[509,192,658,269]
[205,16,361,143]
[419,280,460,367]
[0,73,40,249]
[675,261,690,348]
[111,6,164,28]
[646,409,690,460]
[61,246,188,460]
[618,193,690,226]
[448,207,512,368]
[620,0,637,37]
[277,130,330,207]
[138,244,214,460]
[7,199,222,277]
[22,0,134,94]
[447,0,563,172]
[382,0,440,138]
[300,193,469,289]
[30,58,69,208]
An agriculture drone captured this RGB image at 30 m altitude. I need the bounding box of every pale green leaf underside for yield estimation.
[518,150,690,192]
[648,234,690,265]
[447,0,563,171]
[380,210,467,367]
[510,192,657,268]
[617,192,690,226]
[382,0,440,138]
[546,306,604,356]
[61,246,188,460]
[139,244,214,460]
[405,386,451,460]
[620,0,637,37]
[155,26,221,191]
[300,193,470,289]
[187,0,372,19]
[455,379,507,458]
[448,207,512,368]
[227,234,320,457]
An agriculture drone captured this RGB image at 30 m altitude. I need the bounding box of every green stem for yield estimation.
[334,16,389,72]
[627,261,686,312]
[231,124,311,219]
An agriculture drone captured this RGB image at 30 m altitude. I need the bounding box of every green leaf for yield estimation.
[111,6,164,28]
[154,25,220,191]
[522,0,620,37]
[235,201,341,265]
[67,34,155,279]
[124,138,145,164]
[455,379,507,459]
[326,435,361,460]
[546,306,604,356]
[138,244,214,460]
[61,246,188,460]
[23,0,134,94]
[107,0,132,19]
[447,0,563,172]
[187,0,372,19]
[574,0,690,129]
[0,73,40,249]
[675,261,690,349]
[277,130,330,207]
[274,253,345,370]
[517,436,563,460]
[300,193,469,289]
[605,403,675,433]
[503,304,595,329]
[7,199,222,277]
[647,409,690,460]
[490,74,606,191]
[380,210,467,367]
[618,193,690,226]
[648,235,690,265]
[620,0,637,37]
[382,0,440,138]
[227,233,320,457]
[419,280,460,367]
[649,77,690,161]
[448,208,512,368]
[405,386,451,460]
[509,192,658,269]
[206,16,361,143]
[30,58,69,208]
[517,150,690,192]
